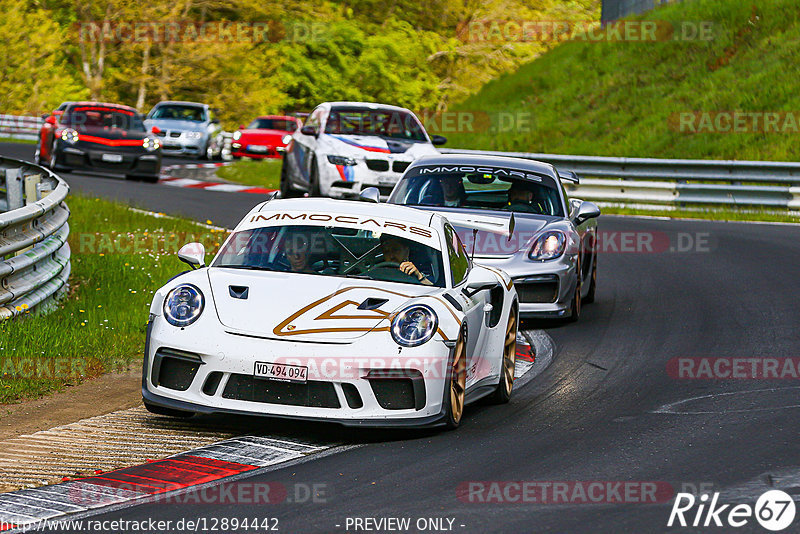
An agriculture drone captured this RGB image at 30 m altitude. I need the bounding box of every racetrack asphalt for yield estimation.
[2,142,799,533]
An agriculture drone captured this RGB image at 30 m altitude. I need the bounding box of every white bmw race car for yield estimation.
[280,102,446,201]
[142,196,518,429]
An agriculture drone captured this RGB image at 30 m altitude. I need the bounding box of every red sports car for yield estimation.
[231,115,302,159]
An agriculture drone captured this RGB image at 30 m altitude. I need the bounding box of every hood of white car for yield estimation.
[207,268,438,342]
[324,134,439,157]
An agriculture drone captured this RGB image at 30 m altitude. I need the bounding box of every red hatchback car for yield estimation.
[231,115,302,159]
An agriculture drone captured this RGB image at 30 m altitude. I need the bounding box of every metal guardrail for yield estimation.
[0,157,70,320]
[440,148,800,211]
[0,114,42,141]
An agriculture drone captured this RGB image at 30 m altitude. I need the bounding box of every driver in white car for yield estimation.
[379,235,434,286]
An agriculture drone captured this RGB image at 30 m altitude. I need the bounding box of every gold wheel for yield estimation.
[448,327,467,427]
[502,308,517,397]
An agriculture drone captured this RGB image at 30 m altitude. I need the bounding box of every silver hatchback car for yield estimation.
[388,154,600,321]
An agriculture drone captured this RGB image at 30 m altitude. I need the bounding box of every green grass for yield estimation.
[0,137,35,144]
[602,206,800,224]
[216,159,282,189]
[0,195,230,404]
[446,0,800,162]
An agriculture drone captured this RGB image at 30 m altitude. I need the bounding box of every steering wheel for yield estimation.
[364,262,419,283]
[371,261,401,270]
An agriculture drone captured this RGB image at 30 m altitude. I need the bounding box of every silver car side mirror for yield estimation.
[178,242,206,269]
[574,201,601,225]
[359,187,381,203]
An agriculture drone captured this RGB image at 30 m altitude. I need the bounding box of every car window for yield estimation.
[62,106,145,132]
[390,170,565,218]
[304,108,324,133]
[213,225,445,287]
[324,107,427,141]
[444,224,470,286]
[248,118,298,131]
[150,105,206,122]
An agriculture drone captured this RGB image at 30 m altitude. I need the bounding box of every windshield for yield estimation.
[62,106,145,132]
[150,105,206,122]
[248,118,298,131]
[212,225,445,287]
[325,107,427,141]
[389,169,565,217]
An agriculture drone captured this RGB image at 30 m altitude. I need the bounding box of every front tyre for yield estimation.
[584,253,597,304]
[444,323,467,429]
[568,259,582,322]
[309,158,321,197]
[280,159,299,198]
[489,307,517,404]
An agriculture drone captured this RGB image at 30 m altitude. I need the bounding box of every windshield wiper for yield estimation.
[213,264,277,271]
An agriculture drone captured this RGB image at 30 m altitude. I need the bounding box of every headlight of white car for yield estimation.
[233,130,242,141]
[391,305,438,347]
[60,128,79,144]
[186,131,203,139]
[528,230,567,261]
[163,284,204,327]
[142,137,161,151]
[327,155,357,166]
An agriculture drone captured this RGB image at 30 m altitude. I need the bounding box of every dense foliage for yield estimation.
[0,0,598,126]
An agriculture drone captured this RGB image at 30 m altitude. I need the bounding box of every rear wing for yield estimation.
[442,212,515,240]
[558,170,580,184]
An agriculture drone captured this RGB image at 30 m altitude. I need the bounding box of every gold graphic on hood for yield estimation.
[273,286,453,341]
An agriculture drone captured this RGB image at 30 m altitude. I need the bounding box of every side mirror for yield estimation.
[45,115,57,125]
[462,281,499,298]
[573,201,601,225]
[151,126,161,134]
[300,125,318,137]
[178,242,205,269]
[359,187,380,203]
[211,118,220,124]
[431,134,447,146]
[238,125,245,129]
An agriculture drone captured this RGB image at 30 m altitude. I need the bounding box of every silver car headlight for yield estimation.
[60,128,79,144]
[528,230,567,261]
[142,137,161,151]
[163,284,204,327]
[327,155,357,166]
[186,131,203,139]
[391,305,438,347]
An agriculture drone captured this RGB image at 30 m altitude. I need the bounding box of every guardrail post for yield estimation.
[5,167,23,211]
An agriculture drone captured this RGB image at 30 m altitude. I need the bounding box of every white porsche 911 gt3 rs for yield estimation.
[142,197,518,429]
[280,102,446,201]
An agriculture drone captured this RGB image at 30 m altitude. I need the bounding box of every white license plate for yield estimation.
[248,145,268,152]
[101,153,123,163]
[254,361,308,383]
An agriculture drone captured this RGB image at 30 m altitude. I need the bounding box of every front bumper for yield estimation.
[232,143,285,159]
[323,160,411,200]
[474,254,578,318]
[60,145,161,175]
[142,316,452,427]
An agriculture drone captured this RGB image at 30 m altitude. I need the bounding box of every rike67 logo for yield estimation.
[668,490,796,531]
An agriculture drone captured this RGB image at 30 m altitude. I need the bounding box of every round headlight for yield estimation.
[529,230,566,261]
[60,128,79,144]
[233,130,242,141]
[163,284,204,327]
[282,134,292,145]
[142,137,160,151]
[391,305,438,347]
